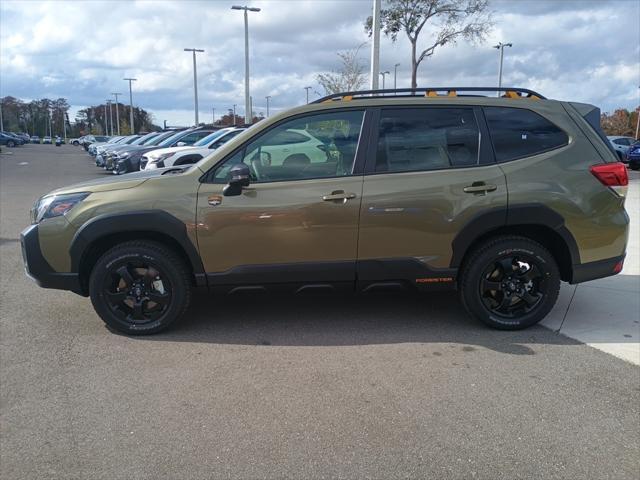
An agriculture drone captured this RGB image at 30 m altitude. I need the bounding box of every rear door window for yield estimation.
[374,108,480,173]
[484,107,568,162]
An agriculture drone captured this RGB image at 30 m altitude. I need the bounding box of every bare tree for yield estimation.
[366,0,493,89]
[316,44,368,95]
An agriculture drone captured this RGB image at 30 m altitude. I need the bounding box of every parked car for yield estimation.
[17,133,31,143]
[141,127,247,170]
[90,135,131,158]
[0,132,22,147]
[99,132,162,169]
[102,130,186,171]
[42,136,52,144]
[608,136,636,161]
[81,135,110,150]
[625,140,640,170]
[20,87,631,335]
[113,128,214,174]
[30,135,40,144]
[2,132,27,145]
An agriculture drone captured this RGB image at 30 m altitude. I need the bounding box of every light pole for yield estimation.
[493,42,512,95]
[103,103,108,135]
[265,95,271,117]
[370,0,381,90]
[232,5,261,125]
[304,86,312,104]
[184,48,205,126]
[394,63,400,89]
[107,99,113,136]
[212,107,215,125]
[112,93,122,135]
[123,77,137,134]
[233,104,237,126]
[379,71,390,90]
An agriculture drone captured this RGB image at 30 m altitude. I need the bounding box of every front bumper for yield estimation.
[20,224,85,296]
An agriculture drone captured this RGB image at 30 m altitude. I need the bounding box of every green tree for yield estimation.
[365,0,493,89]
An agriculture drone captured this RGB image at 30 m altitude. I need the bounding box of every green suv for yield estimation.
[21,87,629,335]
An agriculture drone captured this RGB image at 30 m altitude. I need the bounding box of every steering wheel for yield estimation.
[249,151,271,181]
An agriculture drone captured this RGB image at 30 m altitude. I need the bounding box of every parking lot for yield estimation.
[1,145,639,479]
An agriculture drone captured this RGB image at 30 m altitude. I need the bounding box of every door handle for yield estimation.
[463,183,497,194]
[322,191,357,202]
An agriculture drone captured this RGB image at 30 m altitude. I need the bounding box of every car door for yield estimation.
[357,106,507,287]
[196,109,368,288]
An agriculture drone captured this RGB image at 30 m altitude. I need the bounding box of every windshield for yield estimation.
[157,130,192,147]
[147,131,180,146]
[139,132,161,145]
[193,129,232,147]
[131,132,159,145]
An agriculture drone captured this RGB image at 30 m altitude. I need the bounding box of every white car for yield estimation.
[140,127,246,170]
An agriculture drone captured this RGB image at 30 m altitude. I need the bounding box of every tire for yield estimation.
[7,140,15,148]
[89,241,192,335]
[459,235,560,330]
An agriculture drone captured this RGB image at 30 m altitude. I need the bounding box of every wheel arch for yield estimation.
[70,210,206,294]
[451,204,580,283]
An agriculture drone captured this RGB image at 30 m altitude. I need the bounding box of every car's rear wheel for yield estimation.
[89,241,191,335]
[459,236,560,330]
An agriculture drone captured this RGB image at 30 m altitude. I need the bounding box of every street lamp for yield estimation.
[184,48,205,126]
[123,77,137,134]
[265,95,271,117]
[304,86,312,104]
[493,42,512,96]
[111,93,122,135]
[233,104,237,126]
[393,63,400,90]
[232,5,261,125]
[370,0,381,90]
[103,102,108,135]
[212,107,215,125]
[379,71,390,90]
[106,99,113,136]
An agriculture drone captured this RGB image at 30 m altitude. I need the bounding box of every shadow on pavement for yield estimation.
[134,290,588,355]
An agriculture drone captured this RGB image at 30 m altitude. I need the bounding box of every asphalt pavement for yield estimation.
[1,145,639,480]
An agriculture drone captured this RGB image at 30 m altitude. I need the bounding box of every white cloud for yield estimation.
[1,0,638,126]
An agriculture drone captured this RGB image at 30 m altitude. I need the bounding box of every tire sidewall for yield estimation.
[89,246,188,335]
[461,240,560,330]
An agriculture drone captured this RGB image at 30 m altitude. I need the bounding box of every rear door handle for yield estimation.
[322,191,357,202]
[463,183,497,194]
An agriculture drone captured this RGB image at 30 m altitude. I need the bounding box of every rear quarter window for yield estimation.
[484,107,568,162]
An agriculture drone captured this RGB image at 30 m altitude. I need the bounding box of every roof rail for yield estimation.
[312,87,546,104]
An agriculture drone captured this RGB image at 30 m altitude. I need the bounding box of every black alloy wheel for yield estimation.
[89,241,191,335]
[460,236,560,330]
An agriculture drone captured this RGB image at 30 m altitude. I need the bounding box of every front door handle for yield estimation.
[322,191,357,202]
[463,182,497,194]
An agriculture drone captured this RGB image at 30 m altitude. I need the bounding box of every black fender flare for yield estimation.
[69,210,205,276]
[450,204,580,268]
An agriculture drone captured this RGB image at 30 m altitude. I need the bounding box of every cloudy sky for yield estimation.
[1,0,638,126]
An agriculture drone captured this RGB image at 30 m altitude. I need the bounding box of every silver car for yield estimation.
[607,135,636,161]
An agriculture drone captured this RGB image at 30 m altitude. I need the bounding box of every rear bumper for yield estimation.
[570,254,625,284]
[20,225,85,296]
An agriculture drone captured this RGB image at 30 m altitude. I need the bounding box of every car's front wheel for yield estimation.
[89,241,192,335]
[459,236,560,330]
[7,140,15,148]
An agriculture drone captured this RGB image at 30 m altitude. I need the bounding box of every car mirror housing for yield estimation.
[223,164,251,196]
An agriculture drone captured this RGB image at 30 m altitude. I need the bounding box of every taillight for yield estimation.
[590,162,628,197]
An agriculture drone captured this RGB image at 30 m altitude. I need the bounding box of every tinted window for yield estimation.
[612,138,630,146]
[484,107,568,162]
[211,110,364,183]
[375,108,479,173]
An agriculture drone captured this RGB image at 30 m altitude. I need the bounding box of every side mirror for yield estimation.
[223,163,251,196]
[176,141,187,147]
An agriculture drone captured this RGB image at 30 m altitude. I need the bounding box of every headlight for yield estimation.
[32,192,90,224]
[119,152,130,159]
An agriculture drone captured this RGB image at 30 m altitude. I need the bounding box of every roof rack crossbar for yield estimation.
[313,87,546,104]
